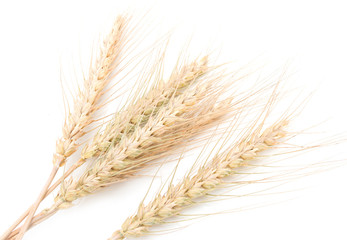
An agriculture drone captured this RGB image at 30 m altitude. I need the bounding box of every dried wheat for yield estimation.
[6,56,230,239]
[109,120,288,239]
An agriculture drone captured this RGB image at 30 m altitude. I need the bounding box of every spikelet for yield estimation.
[109,120,288,239]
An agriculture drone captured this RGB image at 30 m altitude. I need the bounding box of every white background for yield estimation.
[0,0,347,239]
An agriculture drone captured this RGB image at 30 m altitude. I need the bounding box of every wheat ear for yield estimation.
[53,15,129,167]
[9,15,130,240]
[109,120,288,239]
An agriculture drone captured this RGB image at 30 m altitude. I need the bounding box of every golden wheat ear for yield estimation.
[57,14,131,168]
[3,15,132,240]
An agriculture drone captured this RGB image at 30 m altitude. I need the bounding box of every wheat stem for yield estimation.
[7,202,61,240]
[1,159,84,240]
[15,166,59,240]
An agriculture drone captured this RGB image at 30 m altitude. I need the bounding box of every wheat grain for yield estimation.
[109,120,288,239]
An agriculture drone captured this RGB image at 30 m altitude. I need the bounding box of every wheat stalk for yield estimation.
[109,119,288,239]
[7,15,130,240]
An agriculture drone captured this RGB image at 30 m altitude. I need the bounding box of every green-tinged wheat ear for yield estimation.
[109,121,288,239]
